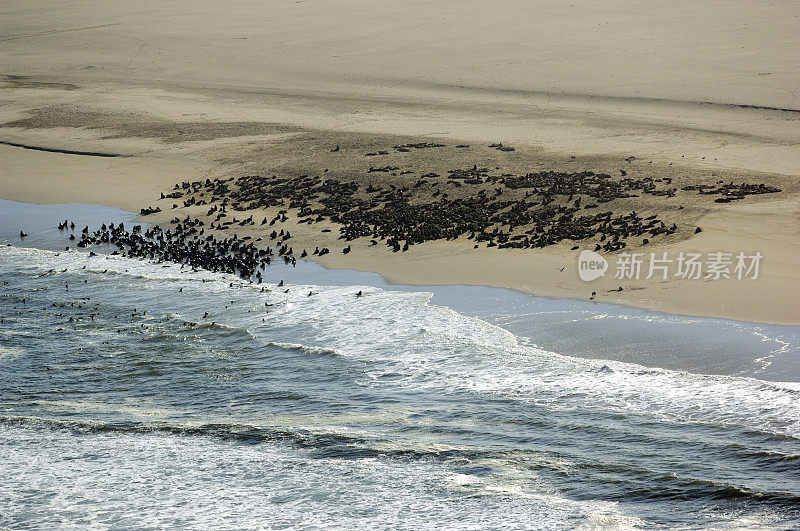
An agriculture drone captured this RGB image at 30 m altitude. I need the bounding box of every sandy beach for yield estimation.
[2,0,799,324]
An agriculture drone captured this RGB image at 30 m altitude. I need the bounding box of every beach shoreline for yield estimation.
[4,2,800,526]
[2,77,799,325]
[4,196,800,382]
[4,198,800,529]
[1,137,798,325]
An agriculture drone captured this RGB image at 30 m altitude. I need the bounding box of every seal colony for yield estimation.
[30,139,782,287]
[135,142,781,258]
[10,128,787,302]
[29,134,785,306]
[63,219,297,281]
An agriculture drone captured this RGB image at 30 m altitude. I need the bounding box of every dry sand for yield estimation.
[1,0,799,324]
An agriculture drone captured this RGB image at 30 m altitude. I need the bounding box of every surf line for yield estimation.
[0,140,126,158]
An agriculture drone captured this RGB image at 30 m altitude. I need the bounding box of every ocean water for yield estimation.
[1,199,799,529]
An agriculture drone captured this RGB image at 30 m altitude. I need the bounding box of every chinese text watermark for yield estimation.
[578,250,762,281]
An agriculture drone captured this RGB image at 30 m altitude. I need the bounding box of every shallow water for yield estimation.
[1,199,799,529]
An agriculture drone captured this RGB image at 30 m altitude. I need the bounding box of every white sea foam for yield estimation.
[0,422,644,530]
[3,245,799,439]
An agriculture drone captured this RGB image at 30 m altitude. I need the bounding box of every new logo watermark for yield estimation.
[578,250,762,281]
[578,250,608,281]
